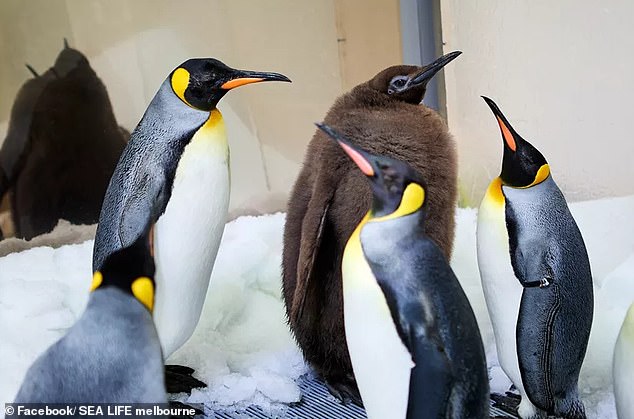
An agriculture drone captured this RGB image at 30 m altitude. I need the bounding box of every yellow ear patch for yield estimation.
[171,68,193,107]
[90,272,103,291]
[519,164,551,189]
[131,277,155,312]
[372,183,425,222]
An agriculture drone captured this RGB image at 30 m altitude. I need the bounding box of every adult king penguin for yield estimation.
[477,97,593,419]
[93,59,290,367]
[614,302,634,419]
[14,229,165,404]
[283,51,461,400]
[317,123,488,418]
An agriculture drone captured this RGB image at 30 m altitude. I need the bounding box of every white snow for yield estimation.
[0,195,633,418]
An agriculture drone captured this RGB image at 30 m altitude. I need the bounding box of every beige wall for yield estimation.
[0,0,402,219]
[440,0,634,205]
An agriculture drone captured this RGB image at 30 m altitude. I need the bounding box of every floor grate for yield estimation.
[207,375,518,418]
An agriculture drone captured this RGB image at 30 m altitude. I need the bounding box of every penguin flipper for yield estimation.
[292,198,332,323]
[118,171,169,246]
[505,208,555,289]
[406,329,454,418]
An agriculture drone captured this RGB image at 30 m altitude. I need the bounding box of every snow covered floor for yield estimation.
[1,195,633,418]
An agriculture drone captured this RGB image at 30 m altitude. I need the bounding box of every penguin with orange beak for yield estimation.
[92,58,290,389]
[317,123,489,418]
[477,97,593,418]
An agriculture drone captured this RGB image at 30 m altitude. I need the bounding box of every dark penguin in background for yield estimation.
[14,226,165,405]
[477,97,593,419]
[282,51,461,400]
[0,40,128,240]
[319,124,489,418]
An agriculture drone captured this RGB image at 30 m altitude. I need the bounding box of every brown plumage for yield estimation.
[0,41,128,239]
[282,53,460,401]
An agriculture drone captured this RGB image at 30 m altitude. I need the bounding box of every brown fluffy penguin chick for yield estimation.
[282,51,461,403]
[0,40,128,239]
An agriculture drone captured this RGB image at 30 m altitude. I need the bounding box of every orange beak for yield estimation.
[220,70,291,90]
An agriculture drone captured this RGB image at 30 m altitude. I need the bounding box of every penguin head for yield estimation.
[368,51,462,104]
[50,39,90,78]
[482,96,550,188]
[317,123,426,219]
[90,230,156,312]
[169,58,291,111]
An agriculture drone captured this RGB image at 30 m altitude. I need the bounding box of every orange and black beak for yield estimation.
[221,69,291,90]
[482,96,519,152]
[315,123,376,177]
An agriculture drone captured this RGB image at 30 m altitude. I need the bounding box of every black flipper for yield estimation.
[293,199,331,324]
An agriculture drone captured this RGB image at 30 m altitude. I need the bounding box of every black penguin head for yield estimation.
[482,97,550,188]
[317,123,427,219]
[91,229,156,312]
[368,51,462,104]
[169,58,291,111]
[53,38,90,78]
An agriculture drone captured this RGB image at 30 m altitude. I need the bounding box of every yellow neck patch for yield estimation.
[171,68,193,107]
[485,177,505,206]
[131,277,155,312]
[517,164,550,189]
[370,183,425,222]
[90,272,103,291]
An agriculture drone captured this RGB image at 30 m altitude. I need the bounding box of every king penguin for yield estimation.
[92,59,290,368]
[316,123,489,418]
[282,51,461,400]
[14,228,165,403]
[477,97,593,419]
[0,40,128,239]
[614,302,634,419]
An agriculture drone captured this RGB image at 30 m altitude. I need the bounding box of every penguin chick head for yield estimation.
[169,58,291,111]
[90,230,156,312]
[368,51,462,104]
[482,96,550,188]
[317,123,427,219]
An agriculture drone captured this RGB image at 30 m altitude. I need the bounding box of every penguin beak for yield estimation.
[221,70,291,90]
[409,51,462,87]
[482,96,518,152]
[315,123,376,177]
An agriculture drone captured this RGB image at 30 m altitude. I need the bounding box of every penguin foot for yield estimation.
[490,392,521,416]
[324,378,363,407]
[165,365,207,395]
[168,401,203,418]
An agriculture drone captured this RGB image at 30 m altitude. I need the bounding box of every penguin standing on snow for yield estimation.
[477,97,593,419]
[0,40,128,239]
[282,51,461,400]
[92,58,290,385]
[14,229,165,403]
[614,302,634,419]
[317,123,489,418]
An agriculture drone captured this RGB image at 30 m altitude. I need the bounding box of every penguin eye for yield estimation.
[388,76,408,95]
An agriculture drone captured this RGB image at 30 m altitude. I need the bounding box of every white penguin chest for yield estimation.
[614,306,634,419]
[477,178,524,388]
[152,111,230,357]
[342,221,414,419]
